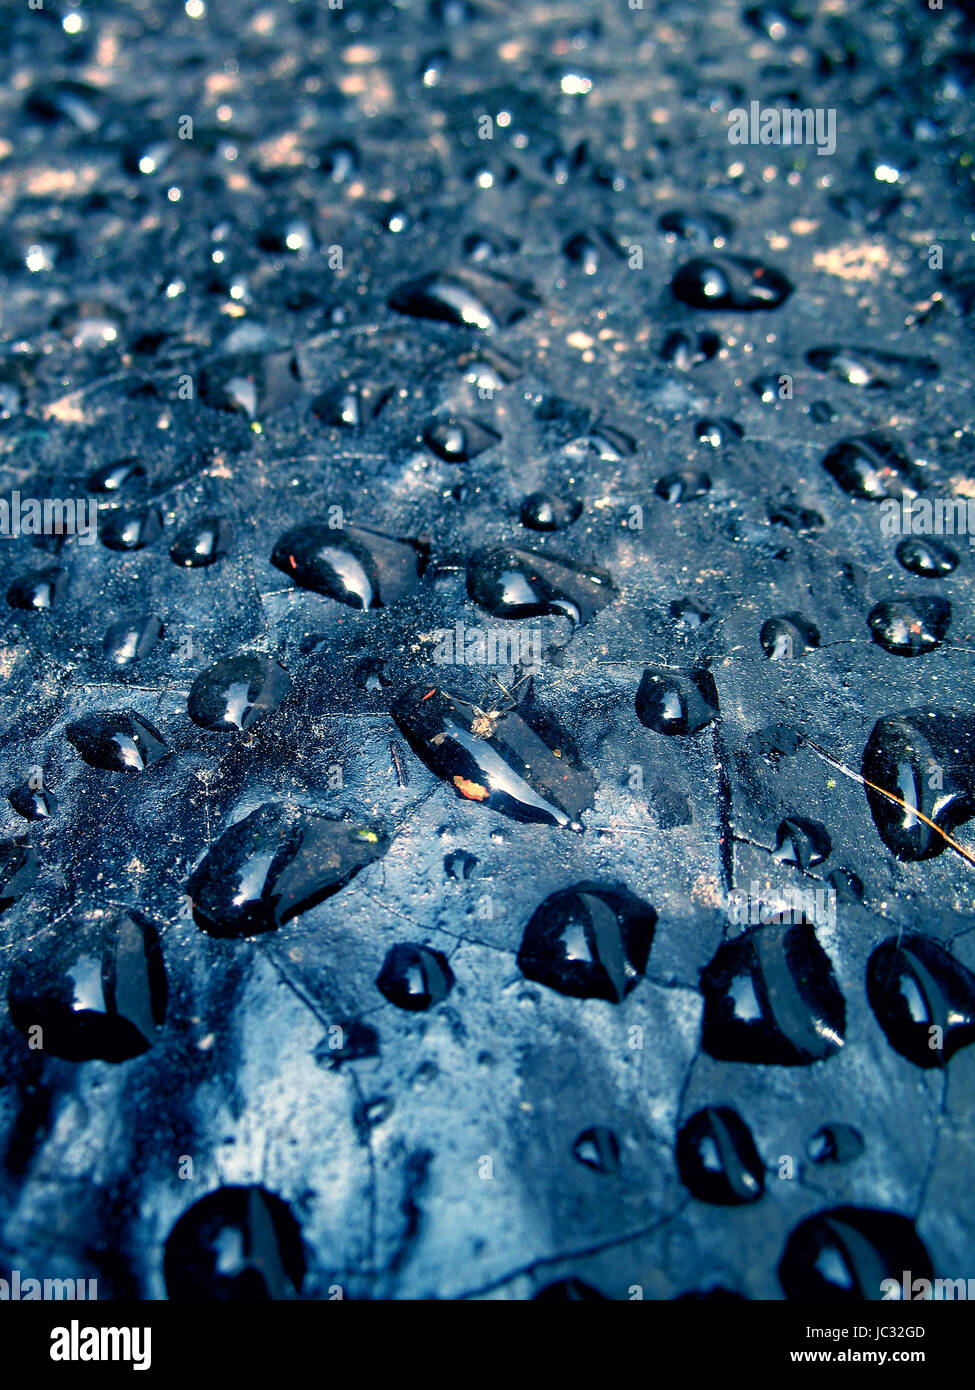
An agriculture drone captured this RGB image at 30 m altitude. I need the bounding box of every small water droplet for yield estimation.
[807,1124,865,1166]
[8,783,57,821]
[635,667,719,735]
[100,504,164,552]
[572,1126,621,1174]
[519,492,582,532]
[103,615,164,666]
[672,255,793,310]
[7,566,65,610]
[676,1107,765,1204]
[376,943,454,1011]
[170,517,232,567]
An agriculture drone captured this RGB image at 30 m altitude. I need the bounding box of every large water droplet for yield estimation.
[271,522,421,608]
[806,345,938,390]
[517,882,656,1001]
[635,666,719,735]
[862,710,975,861]
[467,547,613,624]
[672,255,793,310]
[7,566,65,610]
[778,1208,931,1300]
[389,266,539,331]
[822,434,921,500]
[8,783,57,822]
[676,1107,765,1204]
[376,944,454,1011]
[188,655,292,731]
[8,914,166,1062]
[65,710,169,773]
[700,921,845,1065]
[164,1187,304,1300]
[866,933,975,1067]
[187,804,389,937]
[895,537,958,577]
[391,681,595,829]
[867,597,950,656]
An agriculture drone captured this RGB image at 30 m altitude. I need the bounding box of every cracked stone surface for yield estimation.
[1,0,974,1300]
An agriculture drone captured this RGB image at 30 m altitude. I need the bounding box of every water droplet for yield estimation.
[188,655,292,731]
[661,330,720,369]
[809,400,836,424]
[676,1107,765,1205]
[8,783,57,821]
[88,457,146,494]
[319,139,358,183]
[562,229,621,274]
[517,882,656,1002]
[0,839,39,911]
[467,547,613,624]
[635,666,719,735]
[25,80,101,132]
[867,596,950,656]
[822,433,921,500]
[768,501,824,533]
[655,469,711,503]
[170,517,232,567]
[862,710,975,861]
[389,266,539,331]
[391,680,595,829]
[778,1207,931,1300]
[807,1124,865,1166]
[199,351,302,418]
[100,505,164,552]
[659,210,733,245]
[376,943,454,1011]
[188,804,389,937]
[669,598,711,629]
[444,850,477,880]
[534,1278,607,1300]
[65,710,169,774]
[8,913,166,1062]
[867,933,975,1067]
[103,615,164,666]
[806,346,938,390]
[695,416,743,448]
[672,256,793,310]
[271,522,421,608]
[7,566,65,610]
[572,1126,621,1174]
[773,817,831,869]
[164,1187,304,1299]
[760,614,820,660]
[423,416,499,462]
[700,921,846,1065]
[311,379,390,427]
[51,301,124,349]
[520,492,582,532]
[895,537,958,577]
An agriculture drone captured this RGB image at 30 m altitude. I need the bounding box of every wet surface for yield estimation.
[0,0,974,1302]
